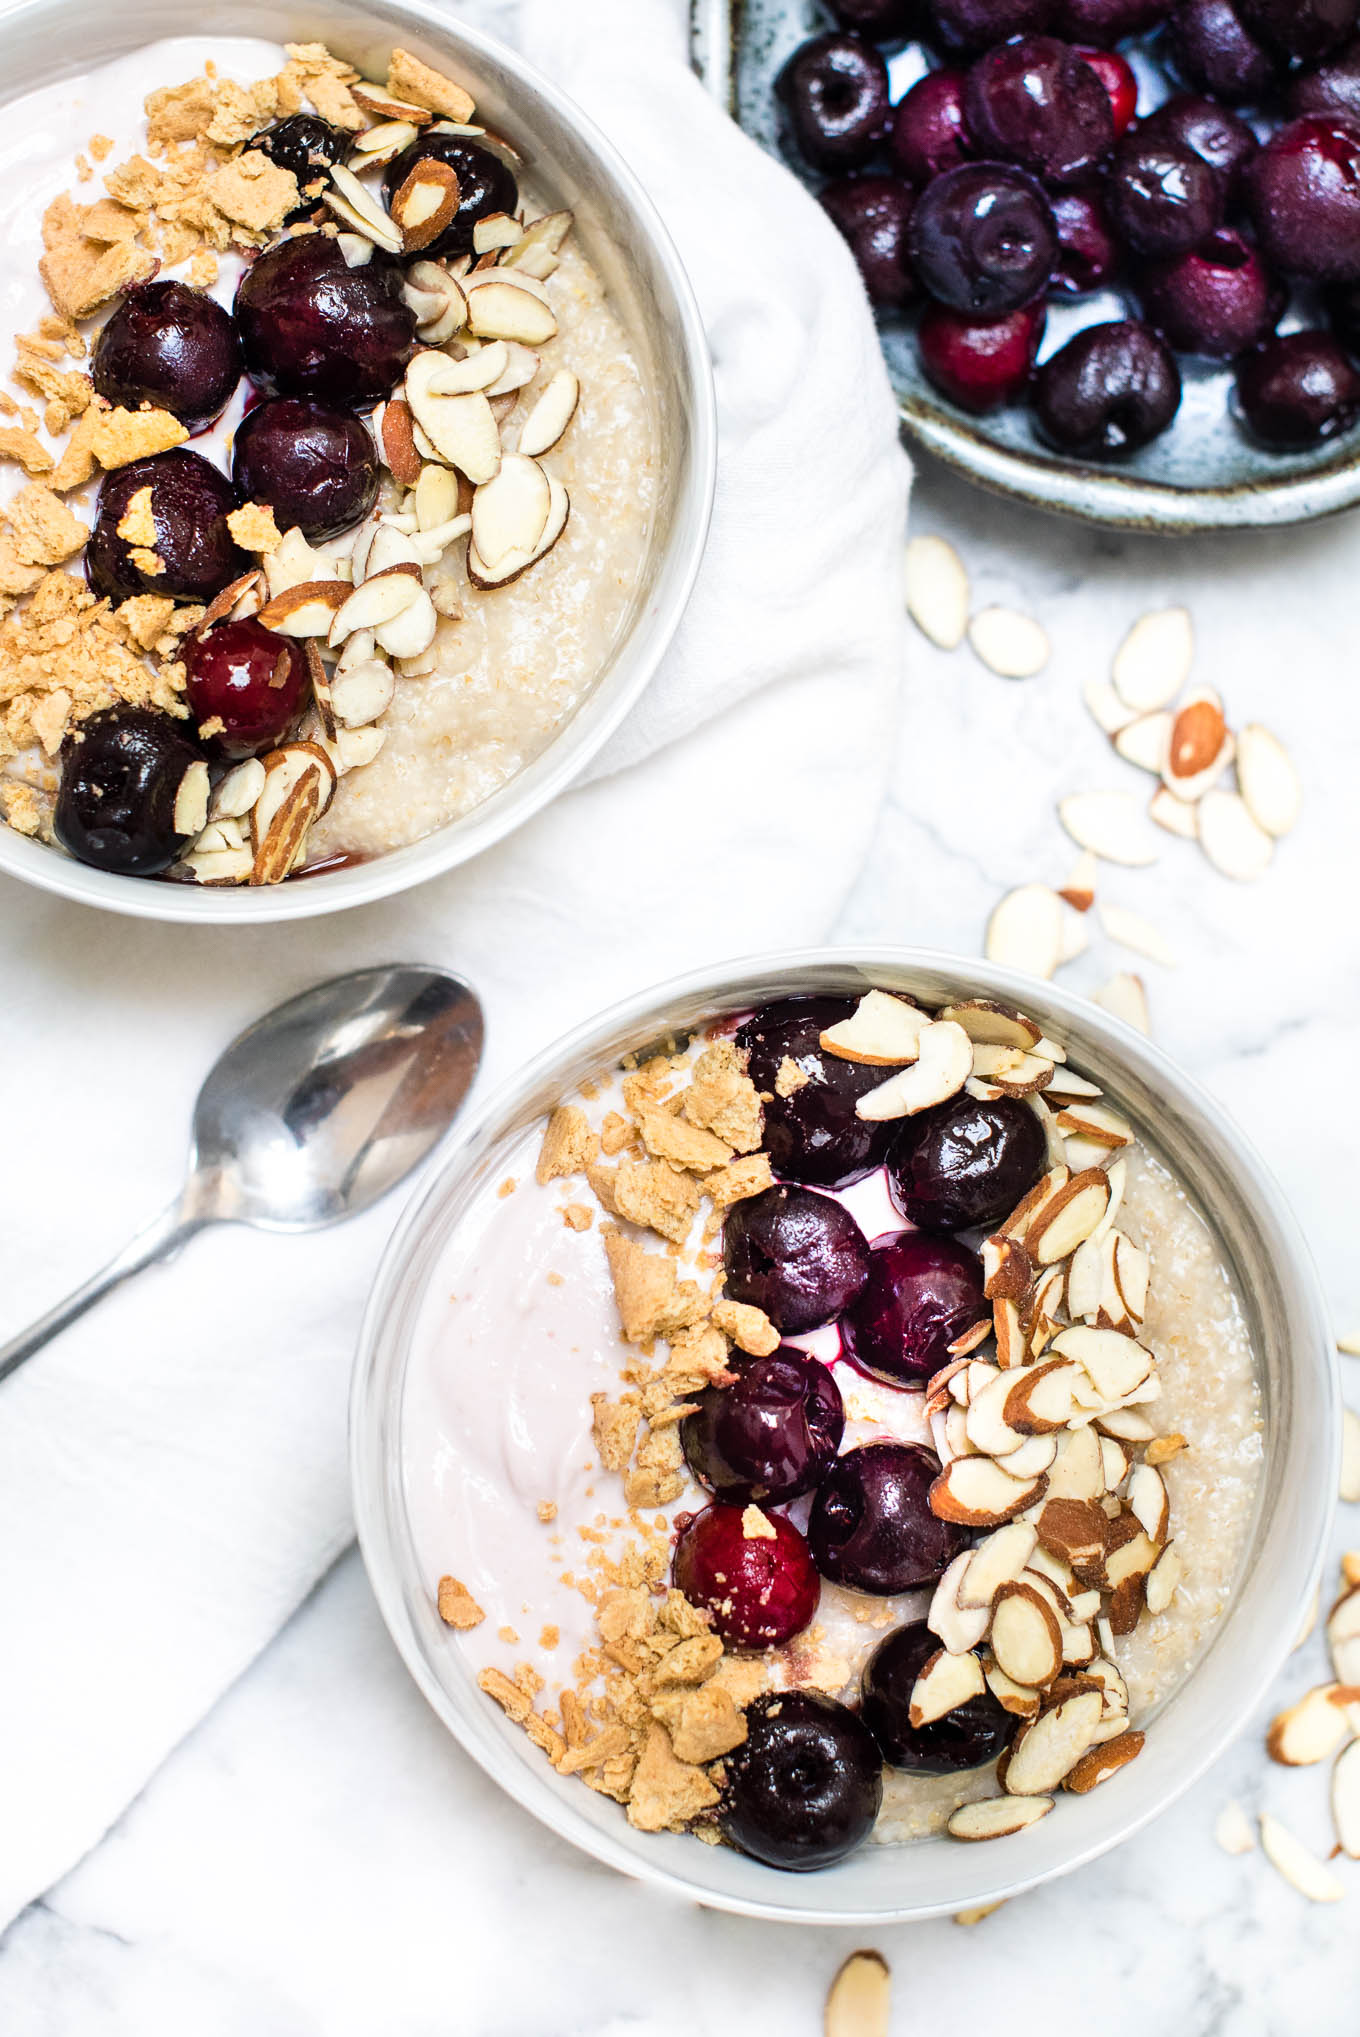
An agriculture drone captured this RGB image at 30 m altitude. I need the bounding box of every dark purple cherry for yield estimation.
[775,33,891,170]
[1291,38,1360,124]
[963,37,1115,189]
[808,1442,965,1593]
[891,70,973,185]
[91,282,241,432]
[1165,0,1279,104]
[839,1231,987,1384]
[719,1690,883,1871]
[1049,188,1121,292]
[54,706,203,877]
[1108,127,1224,258]
[821,175,918,307]
[86,449,246,604]
[889,1093,1048,1232]
[861,1621,1016,1772]
[1236,330,1360,445]
[723,1185,870,1334]
[234,234,416,408]
[249,114,351,222]
[1033,318,1182,452]
[736,998,895,1186]
[932,0,1058,52]
[672,1503,820,1649]
[829,0,918,30]
[381,134,519,261]
[1247,118,1360,283]
[1056,0,1172,44]
[1237,0,1356,63]
[1140,227,1281,356]
[1140,93,1259,199]
[182,617,309,759]
[231,397,379,541]
[1076,48,1138,136]
[908,163,1058,313]
[918,298,1046,407]
[681,1348,845,1506]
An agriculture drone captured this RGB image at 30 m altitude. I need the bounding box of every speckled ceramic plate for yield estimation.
[690,0,1360,532]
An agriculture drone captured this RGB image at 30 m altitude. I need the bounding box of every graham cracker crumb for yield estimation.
[0,780,43,835]
[650,1682,747,1764]
[741,1505,777,1541]
[436,1575,485,1630]
[207,152,299,236]
[50,411,98,493]
[539,1625,560,1651]
[187,249,219,290]
[711,1298,779,1357]
[0,569,187,767]
[626,1724,719,1833]
[636,1107,733,1175]
[702,1152,774,1210]
[537,1501,558,1523]
[602,1228,709,1345]
[3,484,88,567]
[226,501,282,554]
[682,1040,763,1153]
[144,76,219,144]
[90,404,188,469]
[478,1665,531,1723]
[40,195,156,320]
[128,546,164,577]
[560,1201,593,1232]
[115,594,177,650]
[497,1626,520,1646]
[1146,1433,1188,1466]
[537,1104,598,1184]
[591,1393,639,1473]
[612,1155,700,1245]
[387,47,477,124]
[496,1175,517,1200]
[116,485,158,549]
[775,1055,809,1097]
[0,427,54,477]
[283,43,366,131]
[89,134,113,162]
[599,1110,635,1157]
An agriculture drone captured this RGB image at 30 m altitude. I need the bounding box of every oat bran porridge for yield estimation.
[0,34,655,886]
[403,985,1262,1867]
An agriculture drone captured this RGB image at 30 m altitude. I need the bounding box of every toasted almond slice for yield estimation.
[1148,784,1199,839]
[1127,1462,1169,1545]
[984,885,1065,980]
[1057,1326,1156,1404]
[255,579,346,636]
[352,83,435,124]
[380,397,423,486]
[1004,1689,1104,1795]
[1112,607,1192,712]
[986,1660,1043,1717]
[1058,790,1159,867]
[1004,1359,1080,1436]
[958,1522,1038,1609]
[424,342,512,396]
[414,463,462,532]
[1092,972,1150,1035]
[909,1645,988,1727]
[466,275,558,344]
[824,1951,890,2037]
[820,989,929,1066]
[1114,710,1171,775]
[1095,1406,1157,1444]
[406,375,501,485]
[1057,850,1098,915]
[1259,1812,1346,1903]
[1098,901,1177,969]
[1099,1434,1128,1490]
[518,367,580,457]
[1085,676,1137,737]
[1027,1170,1110,1266]
[1054,1101,1132,1150]
[947,1795,1053,1840]
[1064,1729,1144,1793]
[334,725,385,772]
[1215,1799,1256,1856]
[324,163,403,254]
[1001,1164,1070,1245]
[209,756,266,822]
[983,1234,1034,1306]
[471,453,551,569]
[1047,1427,1107,1505]
[856,1018,971,1122]
[930,1456,1047,1527]
[1329,1589,1360,1685]
[990,1581,1063,1689]
[501,207,573,278]
[965,1370,1028,1457]
[472,210,523,253]
[1237,723,1301,838]
[928,1548,992,1655]
[1035,1496,1109,1574]
[939,999,1043,1050]
[329,658,395,729]
[972,1046,1055,1097]
[374,584,437,661]
[1267,1683,1354,1767]
[1333,1738,1360,1860]
[1105,1522,1159,1596]
[329,569,421,644]
[969,605,1049,679]
[1198,789,1273,882]
[1045,1066,1102,1103]
[390,156,462,252]
[467,473,568,587]
[485,342,540,398]
[904,534,969,649]
[1340,1406,1360,1501]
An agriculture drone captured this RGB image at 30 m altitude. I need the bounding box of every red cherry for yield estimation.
[918,299,1046,411]
[183,616,309,758]
[672,1503,820,1649]
[1076,46,1139,134]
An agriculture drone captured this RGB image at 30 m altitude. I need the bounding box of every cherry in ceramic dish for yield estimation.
[932,0,1060,51]
[1106,127,1224,258]
[1235,329,1360,443]
[1165,0,1278,103]
[718,1690,884,1871]
[775,32,892,170]
[918,299,1046,407]
[1139,228,1281,356]
[891,69,973,184]
[1049,189,1122,293]
[821,175,919,306]
[1033,318,1183,452]
[963,34,1116,186]
[907,163,1058,315]
[671,1502,821,1648]
[1139,92,1260,193]
[1247,118,1360,281]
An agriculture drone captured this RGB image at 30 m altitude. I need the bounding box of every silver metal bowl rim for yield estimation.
[350,943,1340,1925]
[0,0,717,922]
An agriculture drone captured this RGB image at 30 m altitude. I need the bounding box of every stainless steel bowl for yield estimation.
[0,0,715,921]
[351,947,1339,1925]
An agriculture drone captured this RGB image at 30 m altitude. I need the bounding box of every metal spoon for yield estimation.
[0,964,484,1385]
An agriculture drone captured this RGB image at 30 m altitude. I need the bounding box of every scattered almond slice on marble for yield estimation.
[1236,724,1301,838]
[1341,1408,1360,1502]
[1258,1812,1346,1903]
[1058,791,1159,867]
[1339,1332,1360,1357]
[1333,1739,1360,1860]
[1085,677,1137,737]
[1114,711,1171,775]
[1092,973,1150,1035]
[856,1018,972,1121]
[969,606,1050,679]
[985,885,1065,979]
[1148,785,1199,840]
[947,1795,1053,1840]
[1197,790,1273,882]
[1098,901,1177,968]
[1345,1552,1360,1588]
[904,534,970,649]
[1215,1799,1256,1855]
[824,1952,891,2037]
[1266,1683,1354,1766]
[1163,691,1233,803]
[1329,1590,1360,1684]
[1058,850,1098,913]
[1112,607,1193,712]
[820,990,928,1065]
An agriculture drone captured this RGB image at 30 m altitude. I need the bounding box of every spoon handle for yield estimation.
[0,1201,208,1385]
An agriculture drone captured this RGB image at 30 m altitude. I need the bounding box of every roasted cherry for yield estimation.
[1076,48,1139,135]
[839,1231,987,1384]
[182,617,310,758]
[86,449,247,604]
[1247,118,1360,283]
[382,133,519,260]
[908,163,1058,314]
[861,1621,1016,1772]
[1237,0,1356,63]
[54,706,202,876]
[1290,38,1360,124]
[891,70,973,185]
[829,0,918,29]
[249,114,351,222]
[1140,93,1259,198]
[719,1690,884,1872]
[821,175,918,307]
[723,1185,871,1334]
[963,36,1115,188]
[775,33,891,170]
[808,1442,964,1593]
[888,1093,1048,1231]
[918,299,1046,407]
[1140,227,1281,356]
[234,234,416,408]
[231,396,379,541]
[1107,127,1224,258]
[1033,318,1182,452]
[672,1503,820,1649]
[932,0,1058,51]
[1057,0,1172,42]
[91,282,241,432]
[1165,0,1279,103]
[1049,188,1122,292]
[736,998,894,1186]
[1236,329,1360,444]
[681,1348,845,1506]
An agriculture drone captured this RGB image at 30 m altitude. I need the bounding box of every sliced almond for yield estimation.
[414,463,462,532]
[334,725,385,772]
[1112,607,1192,713]
[390,157,461,251]
[1035,1496,1109,1575]
[330,658,395,729]
[518,367,580,457]
[928,1548,991,1655]
[172,759,210,838]
[1057,850,1098,914]
[958,1522,1038,1610]
[467,473,568,587]
[971,1045,1054,1096]
[1236,724,1301,839]
[329,569,422,644]
[502,208,573,278]
[904,534,969,649]
[324,163,403,255]
[1198,790,1273,882]
[472,210,523,253]
[855,1018,971,1121]
[421,342,511,396]
[1026,1170,1111,1266]
[471,453,551,569]
[965,1369,1028,1457]
[465,275,558,345]
[1058,791,1159,868]
[380,398,423,486]
[983,1235,1034,1305]
[1004,1359,1080,1437]
[930,1456,1047,1527]
[1104,1521,1159,1594]
[990,1581,1063,1689]
[1215,1799,1256,1856]
[1341,1406,1360,1502]
[195,570,263,637]
[1056,1326,1155,1404]
[1096,1406,1157,1445]
[820,989,929,1065]
[824,1951,890,2037]
[969,605,1049,679]
[1332,1738,1360,1860]
[1064,1729,1144,1794]
[992,1296,1028,1372]
[1258,1812,1346,1903]
[1098,902,1177,969]
[1127,1462,1169,1545]
[1267,1683,1354,1767]
[1114,710,1171,775]
[1164,687,1229,797]
[1085,677,1137,737]
[255,579,346,637]
[1041,1068,1105,1109]
[1329,1590,1360,1686]
[374,583,437,661]
[1045,1426,1107,1503]
[985,1660,1042,1718]
[405,356,501,483]
[1054,1102,1132,1151]
[1004,1689,1104,1795]
[352,83,435,125]
[209,756,266,822]
[1148,784,1199,839]
[1092,972,1150,1036]
[941,999,1043,1051]
[947,1795,1053,1841]
[985,885,1065,980]
[909,1645,987,1727]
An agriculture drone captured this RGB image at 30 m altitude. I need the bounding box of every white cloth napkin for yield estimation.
[0,0,910,1930]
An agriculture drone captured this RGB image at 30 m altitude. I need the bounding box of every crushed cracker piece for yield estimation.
[88,134,113,161]
[144,76,218,144]
[613,1155,700,1244]
[0,427,54,477]
[775,1056,809,1097]
[624,1423,686,1509]
[602,1229,710,1345]
[591,1393,639,1473]
[3,483,88,567]
[711,1298,779,1357]
[537,1104,598,1184]
[599,1110,635,1156]
[478,1664,531,1723]
[652,1682,748,1764]
[683,1040,763,1152]
[637,1107,733,1174]
[90,404,188,469]
[226,501,282,554]
[387,46,477,123]
[116,484,158,548]
[742,1504,777,1541]
[207,152,299,235]
[560,1201,593,1232]
[115,593,177,650]
[626,1724,719,1833]
[537,1501,558,1523]
[702,1152,774,1210]
[436,1574,485,1629]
